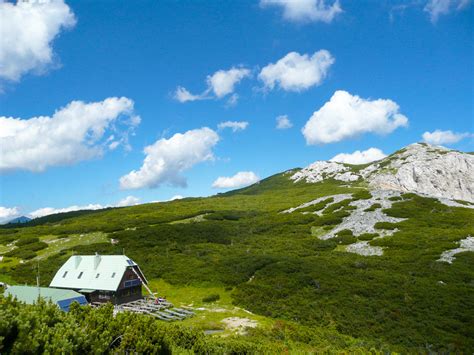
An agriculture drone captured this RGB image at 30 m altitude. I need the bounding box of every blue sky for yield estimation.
[0,0,472,220]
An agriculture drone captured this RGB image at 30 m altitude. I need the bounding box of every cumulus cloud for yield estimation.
[149,195,185,203]
[120,127,219,190]
[330,148,387,165]
[29,204,105,219]
[212,171,260,189]
[226,93,240,107]
[0,97,139,172]
[217,121,249,132]
[302,90,408,145]
[0,0,76,83]
[422,129,472,145]
[174,86,206,103]
[175,67,250,103]
[260,0,342,23]
[207,68,251,98]
[116,195,141,207]
[276,115,293,129]
[0,206,20,224]
[424,0,471,23]
[28,195,141,219]
[259,50,334,92]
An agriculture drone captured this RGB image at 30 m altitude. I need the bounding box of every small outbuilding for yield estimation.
[50,254,148,305]
[4,285,88,312]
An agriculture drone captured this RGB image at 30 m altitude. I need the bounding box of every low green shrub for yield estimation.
[0,235,16,245]
[374,222,398,230]
[299,198,334,213]
[352,190,372,200]
[5,248,36,259]
[205,211,257,221]
[357,233,378,241]
[332,234,357,245]
[364,203,381,212]
[312,239,336,250]
[323,199,353,214]
[314,211,349,226]
[16,237,39,247]
[24,241,48,252]
[336,229,353,237]
[202,294,220,303]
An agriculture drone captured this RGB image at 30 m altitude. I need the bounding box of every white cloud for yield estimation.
[302,90,408,145]
[174,86,206,103]
[276,115,293,129]
[422,129,472,145]
[116,195,141,207]
[0,206,20,223]
[0,97,139,172]
[0,0,76,83]
[29,204,105,219]
[260,0,342,23]
[226,93,240,107]
[217,121,249,132]
[259,50,334,92]
[424,0,471,22]
[206,68,251,98]
[212,171,260,189]
[330,148,387,165]
[28,195,141,219]
[120,127,219,190]
[175,67,250,103]
[149,195,185,203]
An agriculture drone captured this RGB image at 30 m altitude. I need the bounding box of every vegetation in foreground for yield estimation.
[0,297,385,353]
[1,172,473,352]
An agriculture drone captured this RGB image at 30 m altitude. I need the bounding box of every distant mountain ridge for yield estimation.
[291,143,474,202]
[6,216,31,224]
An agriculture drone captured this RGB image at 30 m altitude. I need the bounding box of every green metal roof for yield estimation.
[4,286,84,304]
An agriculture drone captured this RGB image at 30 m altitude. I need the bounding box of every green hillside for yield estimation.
[1,169,473,352]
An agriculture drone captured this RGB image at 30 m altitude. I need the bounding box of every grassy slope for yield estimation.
[1,172,473,352]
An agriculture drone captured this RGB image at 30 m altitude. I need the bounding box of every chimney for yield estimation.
[74,256,82,269]
[94,253,101,270]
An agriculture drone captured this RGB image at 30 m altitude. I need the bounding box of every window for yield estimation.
[95,273,100,278]
[62,271,68,278]
[111,272,116,278]
[77,272,83,279]
[124,279,141,288]
[99,291,110,300]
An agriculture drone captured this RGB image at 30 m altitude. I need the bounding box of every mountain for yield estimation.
[292,143,474,202]
[6,216,31,225]
[1,143,473,352]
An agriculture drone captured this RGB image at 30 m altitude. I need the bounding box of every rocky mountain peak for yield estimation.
[291,143,474,202]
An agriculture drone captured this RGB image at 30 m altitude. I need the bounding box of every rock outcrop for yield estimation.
[364,143,474,202]
[290,143,474,202]
[438,236,474,263]
[290,161,359,183]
